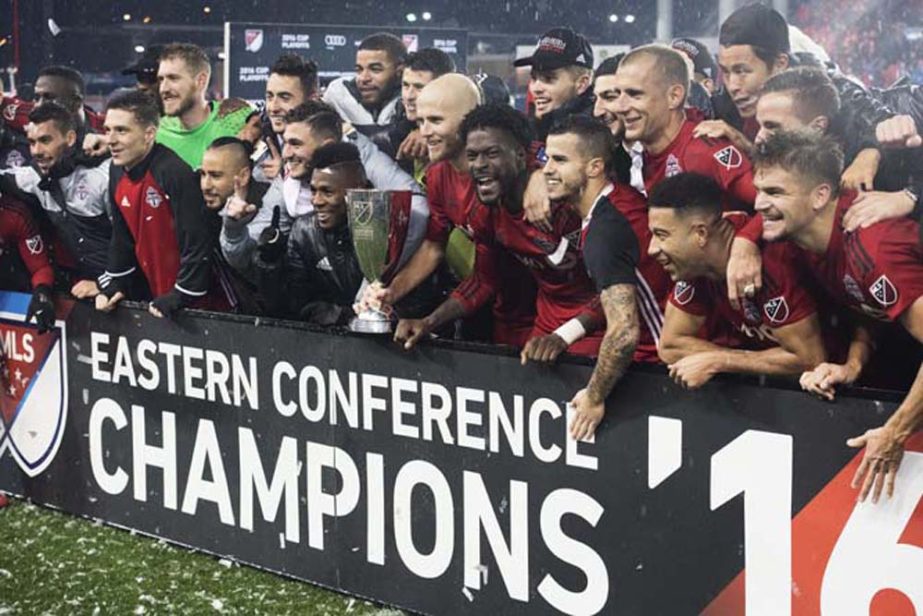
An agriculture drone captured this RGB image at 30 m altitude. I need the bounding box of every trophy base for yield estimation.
[349,311,392,334]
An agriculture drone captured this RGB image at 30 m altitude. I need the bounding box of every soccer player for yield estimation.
[752,131,923,502]
[650,172,826,388]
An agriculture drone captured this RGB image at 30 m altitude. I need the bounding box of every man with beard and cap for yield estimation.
[650,172,827,390]
[705,3,891,193]
[612,44,756,207]
[362,74,537,346]
[323,33,406,153]
[514,27,595,145]
[155,43,253,169]
[0,103,111,298]
[541,115,673,439]
[96,90,233,318]
[252,53,319,183]
[749,131,923,504]
[122,45,165,98]
[394,104,605,364]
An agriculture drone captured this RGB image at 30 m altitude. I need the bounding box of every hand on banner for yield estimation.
[726,237,762,310]
[26,285,54,334]
[669,353,719,389]
[520,334,568,365]
[393,318,433,350]
[840,148,881,192]
[799,362,858,401]
[847,425,904,503]
[260,138,283,180]
[149,290,187,319]
[842,190,916,232]
[257,206,286,263]
[70,279,100,299]
[225,177,257,220]
[397,129,429,161]
[876,114,922,149]
[569,388,604,441]
[95,291,124,313]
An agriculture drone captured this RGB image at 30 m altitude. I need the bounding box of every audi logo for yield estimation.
[325,35,347,46]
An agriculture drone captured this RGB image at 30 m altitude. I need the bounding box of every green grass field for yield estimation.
[0,498,405,615]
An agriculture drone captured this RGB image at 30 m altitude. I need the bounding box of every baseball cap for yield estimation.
[122,45,164,80]
[514,28,594,70]
[671,38,717,80]
[719,4,790,55]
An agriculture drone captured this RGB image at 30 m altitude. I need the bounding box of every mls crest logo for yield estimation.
[869,274,898,307]
[245,29,264,53]
[25,234,43,255]
[0,292,67,477]
[763,296,790,323]
[714,146,742,170]
[673,281,695,305]
[402,34,419,53]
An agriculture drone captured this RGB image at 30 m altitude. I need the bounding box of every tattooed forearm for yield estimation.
[585,284,640,405]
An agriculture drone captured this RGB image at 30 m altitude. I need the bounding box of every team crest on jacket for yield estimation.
[673,281,694,305]
[869,274,898,307]
[25,235,43,255]
[714,146,742,170]
[2,102,17,122]
[145,187,163,209]
[0,293,68,477]
[763,296,790,324]
[665,154,682,177]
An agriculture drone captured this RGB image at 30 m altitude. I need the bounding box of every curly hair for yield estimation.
[459,104,533,151]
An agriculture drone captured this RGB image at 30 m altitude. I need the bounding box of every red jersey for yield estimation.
[2,96,104,134]
[0,196,54,289]
[669,214,817,350]
[801,192,923,322]
[453,201,603,356]
[643,114,756,209]
[581,184,671,363]
[424,160,536,345]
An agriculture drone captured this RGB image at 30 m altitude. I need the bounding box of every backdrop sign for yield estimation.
[224,22,468,103]
[0,292,921,615]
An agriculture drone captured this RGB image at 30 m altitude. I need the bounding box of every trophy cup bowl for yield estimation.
[346,189,409,334]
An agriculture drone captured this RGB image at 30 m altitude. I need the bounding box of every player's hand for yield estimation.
[842,190,915,232]
[26,285,54,334]
[354,281,394,315]
[669,353,719,389]
[95,291,124,313]
[397,129,429,161]
[393,318,432,350]
[526,171,553,232]
[726,237,762,310]
[847,426,904,503]
[149,290,186,319]
[83,133,107,156]
[260,138,283,180]
[569,388,604,441]
[520,334,568,365]
[840,148,881,192]
[799,362,859,401]
[876,114,922,149]
[225,177,258,220]
[692,120,752,152]
[70,279,100,299]
[257,206,286,263]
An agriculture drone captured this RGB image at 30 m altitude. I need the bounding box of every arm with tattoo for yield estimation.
[585,284,640,405]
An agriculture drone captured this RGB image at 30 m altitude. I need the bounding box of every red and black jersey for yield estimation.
[2,95,103,134]
[453,201,603,356]
[668,213,818,350]
[104,144,224,308]
[643,113,756,209]
[582,183,671,363]
[424,160,536,345]
[0,196,54,290]
[801,192,923,322]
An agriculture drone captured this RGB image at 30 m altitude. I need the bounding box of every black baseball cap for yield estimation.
[672,38,717,80]
[514,28,594,70]
[719,4,790,55]
[122,45,164,80]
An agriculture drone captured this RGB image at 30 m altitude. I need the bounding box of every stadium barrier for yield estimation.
[0,290,920,615]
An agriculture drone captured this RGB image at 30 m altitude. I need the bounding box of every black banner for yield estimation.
[225,22,468,103]
[0,292,921,615]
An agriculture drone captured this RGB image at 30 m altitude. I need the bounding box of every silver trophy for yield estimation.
[346,189,412,334]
